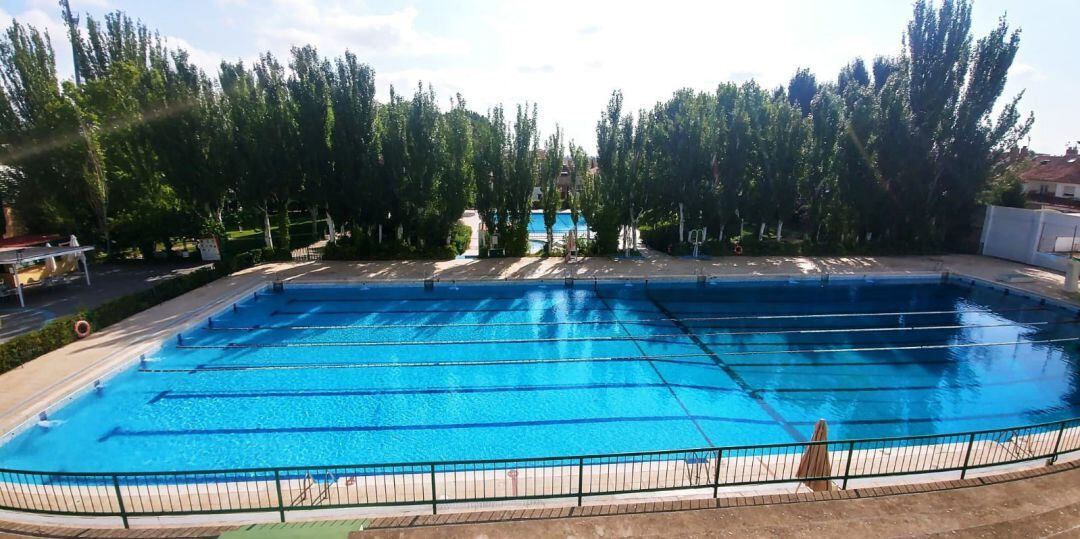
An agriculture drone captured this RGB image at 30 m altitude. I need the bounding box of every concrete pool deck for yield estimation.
[0,253,1077,530]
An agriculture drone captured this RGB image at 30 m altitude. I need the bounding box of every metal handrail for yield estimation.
[0,415,1076,527]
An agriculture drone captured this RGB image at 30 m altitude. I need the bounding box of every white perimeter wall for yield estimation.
[980,205,1080,272]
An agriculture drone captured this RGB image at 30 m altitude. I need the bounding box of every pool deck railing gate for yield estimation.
[0,417,1077,528]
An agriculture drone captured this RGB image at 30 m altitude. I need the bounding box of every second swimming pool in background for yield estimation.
[1,276,1078,473]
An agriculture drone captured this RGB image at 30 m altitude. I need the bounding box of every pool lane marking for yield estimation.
[261,305,1049,322]
[713,337,1080,356]
[743,375,1062,397]
[138,354,720,373]
[173,322,1072,349]
[148,373,1060,403]
[173,336,1074,353]
[97,414,782,442]
[100,409,1072,443]
[143,340,1075,373]
[594,291,716,447]
[201,320,1061,337]
[269,306,666,315]
[152,382,744,401]
[643,292,809,444]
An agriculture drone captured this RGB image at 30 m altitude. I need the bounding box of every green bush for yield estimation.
[322,231,460,261]
[0,246,277,375]
[450,223,472,255]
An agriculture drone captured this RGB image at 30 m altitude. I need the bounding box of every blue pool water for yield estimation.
[528,211,587,236]
[1,277,1079,473]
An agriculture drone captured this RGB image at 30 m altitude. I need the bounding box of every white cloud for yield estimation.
[250,1,468,59]
[1010,62,1047,83]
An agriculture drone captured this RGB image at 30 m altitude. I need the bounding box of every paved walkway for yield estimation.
[356,463,1080,539]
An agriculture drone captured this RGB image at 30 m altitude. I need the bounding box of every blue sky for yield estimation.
[2,0,1076,154]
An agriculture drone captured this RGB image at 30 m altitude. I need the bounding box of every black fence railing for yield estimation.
[0,417,1077,528]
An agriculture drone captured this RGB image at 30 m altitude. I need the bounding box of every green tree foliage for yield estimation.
[472,105,507,248]
[289,45,333,236]
[540,125,563,250]
[328,52,377,233]
[566,142,588,229]
[787,68,817,116]
[504,103,539,255]
[0,22,93,237]
[646,89,715,243]
[594,91,649,254]
[0,0,1032,261]
[441,94,474,243]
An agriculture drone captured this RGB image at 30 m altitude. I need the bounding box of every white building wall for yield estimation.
[981,205,1080,272]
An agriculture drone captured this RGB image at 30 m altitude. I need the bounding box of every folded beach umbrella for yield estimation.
[796,418,834,492]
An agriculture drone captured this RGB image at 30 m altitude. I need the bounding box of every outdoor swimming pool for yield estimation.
[1,276,1078,474]
[527,211,587,237]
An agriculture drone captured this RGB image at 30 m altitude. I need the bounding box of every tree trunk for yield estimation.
[719,224,725,242]
[262,208,274,250]
[309,206,318,237]
[678,202,685,243]
[378,224,383,244]
[326,211,337,243]
[777,220,784,242]
[758,222,766,241]
[276,200,291,250]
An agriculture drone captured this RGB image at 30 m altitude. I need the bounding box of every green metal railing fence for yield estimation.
[0,417,1077,528]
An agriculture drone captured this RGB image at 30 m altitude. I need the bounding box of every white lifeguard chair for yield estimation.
[688,228,705,258]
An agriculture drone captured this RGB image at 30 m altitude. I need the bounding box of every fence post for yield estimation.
[429,464,438,515]
[841,441,855,490]
[577,457,585,507]
[111,475,128,529]
[712,449,723,498]
[274,470,285,522]
[960,433,977,479]
[1049,422,1067,465]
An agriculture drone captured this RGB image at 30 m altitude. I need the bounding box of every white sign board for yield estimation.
[197,237,222,261]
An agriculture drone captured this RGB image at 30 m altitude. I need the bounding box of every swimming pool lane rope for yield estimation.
[241,306,1049,329]
[138,353,717,372]
[141,337,1076,373]
[175,320,1073,349]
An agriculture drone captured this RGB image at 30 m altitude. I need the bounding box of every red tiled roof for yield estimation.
[1020,154,1080,185]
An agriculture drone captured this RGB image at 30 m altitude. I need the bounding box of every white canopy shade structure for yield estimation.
[0,244,94,307]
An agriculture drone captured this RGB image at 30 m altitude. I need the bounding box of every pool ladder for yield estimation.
[290,471,337,506]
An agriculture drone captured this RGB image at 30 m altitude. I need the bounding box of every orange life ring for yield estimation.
[74,320,91,339]
[733,245,744,255]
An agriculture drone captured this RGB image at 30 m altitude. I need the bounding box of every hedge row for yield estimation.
[0,247,279,375]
